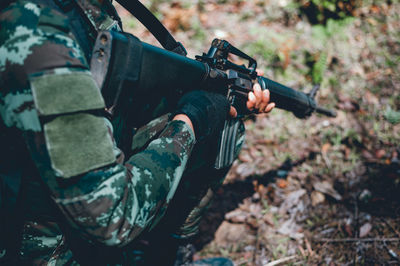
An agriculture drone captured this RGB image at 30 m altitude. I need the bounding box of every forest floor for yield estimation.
[116,0,400,264]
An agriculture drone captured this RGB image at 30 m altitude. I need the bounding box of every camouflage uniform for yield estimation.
[0,0,244,265]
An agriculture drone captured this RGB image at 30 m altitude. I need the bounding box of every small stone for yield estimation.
[322,120,330,127]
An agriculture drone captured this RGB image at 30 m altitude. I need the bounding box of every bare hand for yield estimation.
[230,69,275,118]
[246,83,275,113]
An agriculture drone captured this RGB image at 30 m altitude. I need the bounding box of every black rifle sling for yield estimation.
[116,0,187,56]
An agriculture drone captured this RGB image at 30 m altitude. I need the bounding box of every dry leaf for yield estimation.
[277,179,288,189]
[277,218,304,239]
[322,143,331,154]
[163,5,195,32]
[263,213,274,226]
[225,209,248,224]
[365,91,379,105]
[311,191,325,206]
[279,189,306,214]
[313,181,342,201]
[359,223,372,238]
[375,149,386,159]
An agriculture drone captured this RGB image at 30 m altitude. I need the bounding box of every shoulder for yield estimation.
[0,0,87,73]
[0,1,89,130]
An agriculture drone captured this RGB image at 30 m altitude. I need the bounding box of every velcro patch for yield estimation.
[31,71,105,116]
[44,113,116,178]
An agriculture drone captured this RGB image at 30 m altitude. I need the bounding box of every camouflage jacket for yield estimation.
[0,0,197,264]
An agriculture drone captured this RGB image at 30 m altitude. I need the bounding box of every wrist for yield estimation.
[173,114,195,138]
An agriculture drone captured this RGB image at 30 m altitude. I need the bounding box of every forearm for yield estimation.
[47,119,195,246]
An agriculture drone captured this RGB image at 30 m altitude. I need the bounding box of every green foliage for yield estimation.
[312,51,327,84]
[311,0,336,12]
[122,16,137,30]
[244,39,278,63]
[191,19,206,42]
[312,17,354,41]
[384,106,400,125]
[308,18,353,83]
[298,0,360,24]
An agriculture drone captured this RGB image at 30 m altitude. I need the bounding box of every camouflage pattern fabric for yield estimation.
[0,0,245,265]
[0,1,196,263]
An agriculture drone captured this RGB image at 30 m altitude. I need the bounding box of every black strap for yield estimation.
[116,0,187,56]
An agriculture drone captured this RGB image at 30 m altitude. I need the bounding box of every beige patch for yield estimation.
[31,72,104,115]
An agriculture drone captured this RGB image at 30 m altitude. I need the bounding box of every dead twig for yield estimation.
[264,255,298,266]
[304,238,314,257]
[313,237,400,243]
[321,152,332,169]
[381,218,400,239]
[383,240,400,261]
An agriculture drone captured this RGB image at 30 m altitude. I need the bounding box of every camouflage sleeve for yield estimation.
[0,1,195,247]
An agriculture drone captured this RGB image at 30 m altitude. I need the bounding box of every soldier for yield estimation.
[0,0,274,265]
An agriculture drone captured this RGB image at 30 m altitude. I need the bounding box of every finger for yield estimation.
[256,69,264,76]
[262,89,270,105]
[247,91,256,110]
[253,83,262,108]
[258,101,267,112]
[264,102,275,113]
[257,90,269,111]
[229,106,238,118]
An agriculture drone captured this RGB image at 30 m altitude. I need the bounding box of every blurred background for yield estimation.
[115,0,399,264]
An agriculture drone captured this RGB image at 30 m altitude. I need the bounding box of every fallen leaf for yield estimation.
[162,5,195,32]
[322,143,331,154]
[263,213,274,226]
[277,218,304,239]
[362,149,375,161]
[375,149,386,159]
[214,221,254,247]
[238,152,253,163]
[313,181,342,201]
[384,68,392,75]
[225,209,248,224]
[277,179,288,189]
[343,146,351,159]
[344,218,353,237]
[365,91,379,105]
[370,5,380,14]
[246,216,259,229]
[359,223,372,238]
[279,189,306,214]
[311,191,325,206]
[367,18,378,26]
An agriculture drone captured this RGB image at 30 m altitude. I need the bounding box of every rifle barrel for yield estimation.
[257,76,316,118]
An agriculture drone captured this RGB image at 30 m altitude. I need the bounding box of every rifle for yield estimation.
[90,30,336,169]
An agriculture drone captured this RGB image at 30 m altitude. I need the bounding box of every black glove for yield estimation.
[174,90,230,141]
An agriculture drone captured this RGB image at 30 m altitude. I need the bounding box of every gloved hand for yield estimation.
[174,90,230,141]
